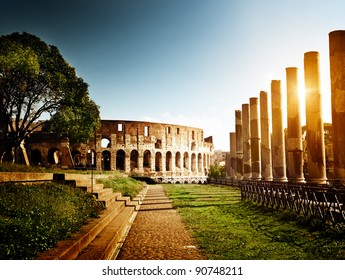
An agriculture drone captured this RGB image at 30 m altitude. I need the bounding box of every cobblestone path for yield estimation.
[116,185,206,260]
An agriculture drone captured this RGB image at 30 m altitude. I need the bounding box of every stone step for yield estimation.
[76,206,135,260]
[36,186,147,260]
[36,201,126,260]
[116,196,131,206]
[99,192,122,208]
[94,183,105,190]
[92,188,114,199]
[77,183,105,193]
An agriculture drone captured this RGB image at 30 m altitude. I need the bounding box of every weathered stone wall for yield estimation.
[25,120,214,184]
[27,132,74,168]
[90,120,213,183]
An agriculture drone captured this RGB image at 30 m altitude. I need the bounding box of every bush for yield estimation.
[209,164,226,179]
[0,182,104,259]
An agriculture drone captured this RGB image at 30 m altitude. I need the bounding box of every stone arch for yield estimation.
[48,147,60,165]
[198,153,202,173]
[102,150,111,171]
[101,137,111,148]
[31,149,42,165]
[116,150,125,171]
[191,153,197,172]
[143,150,151,169]
[155,139,162,149]
[130,150,139,171]
[166,151,172,171]
[87,149,96,168]
[191,142,196,151]
[155,152,162,172]
[71,150,82,167]
[175,152,181,169]
[183,152,189,170]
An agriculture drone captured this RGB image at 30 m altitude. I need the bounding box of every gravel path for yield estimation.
[116,185,206,260]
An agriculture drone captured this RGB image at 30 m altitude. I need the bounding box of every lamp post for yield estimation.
[88,149,94,193]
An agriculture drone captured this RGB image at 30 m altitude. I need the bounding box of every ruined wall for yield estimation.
[27,132,74,168]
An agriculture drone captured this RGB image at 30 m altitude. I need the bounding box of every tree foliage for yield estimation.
[44,77,100,144]
[0,32,100,161]
[209,164,226,179]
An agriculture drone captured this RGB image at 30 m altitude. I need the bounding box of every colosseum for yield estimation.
[25,120,214,184]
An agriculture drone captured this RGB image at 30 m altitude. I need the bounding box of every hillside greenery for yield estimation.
[0,182,104,259]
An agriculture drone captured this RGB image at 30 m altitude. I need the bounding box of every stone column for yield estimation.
[138,155,144,174]
[179,153,184,176]
[304,51,327,184]
[150,151,155,173]
[230,132,237,180]
[125,154,131,173]
[242,104,252,179]
[162,153,167,177]
[271,80,287,181]
[110,135,117,171]
[260,91,273,181]
[235,110,243,179]
[95,134,102,171]
[329,30,345,180]
[171,153,176,176]
[286,67,305,182]
[187,153,191,177]
[250,97,261,180]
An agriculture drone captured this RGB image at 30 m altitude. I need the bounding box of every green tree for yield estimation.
[44,78,100,144]
[209,164,226,179]
[0,32,100,162]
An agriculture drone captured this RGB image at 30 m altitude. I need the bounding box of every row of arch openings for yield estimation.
[101,149,208,172]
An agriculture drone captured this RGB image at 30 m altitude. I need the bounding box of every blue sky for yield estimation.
[1,0,344,150]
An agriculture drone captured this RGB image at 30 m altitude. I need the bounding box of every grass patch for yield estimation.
[0,162,117,175]
[0,162,54,173]
[0,182,104,260]
[97,176,145,199]
[164,184,345,260]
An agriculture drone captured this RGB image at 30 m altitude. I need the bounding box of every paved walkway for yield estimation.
[117,185,206,260]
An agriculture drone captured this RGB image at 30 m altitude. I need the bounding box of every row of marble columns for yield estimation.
[228,30,345,184]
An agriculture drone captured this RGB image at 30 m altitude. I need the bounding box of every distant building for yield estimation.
[213,150,227,166]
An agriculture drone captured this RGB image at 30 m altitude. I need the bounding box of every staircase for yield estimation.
[36,174,146,260]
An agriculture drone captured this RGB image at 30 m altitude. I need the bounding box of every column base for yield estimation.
[273,177,288,182]
[288,178,306,183]
[262,177,273,181]
[306,178,328,185]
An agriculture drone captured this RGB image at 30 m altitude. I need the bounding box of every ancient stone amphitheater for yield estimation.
[27,120,214,184]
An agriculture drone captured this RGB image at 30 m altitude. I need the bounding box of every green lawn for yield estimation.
[164,184,345,260]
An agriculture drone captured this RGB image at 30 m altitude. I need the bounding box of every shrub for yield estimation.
[0,182,104,259]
